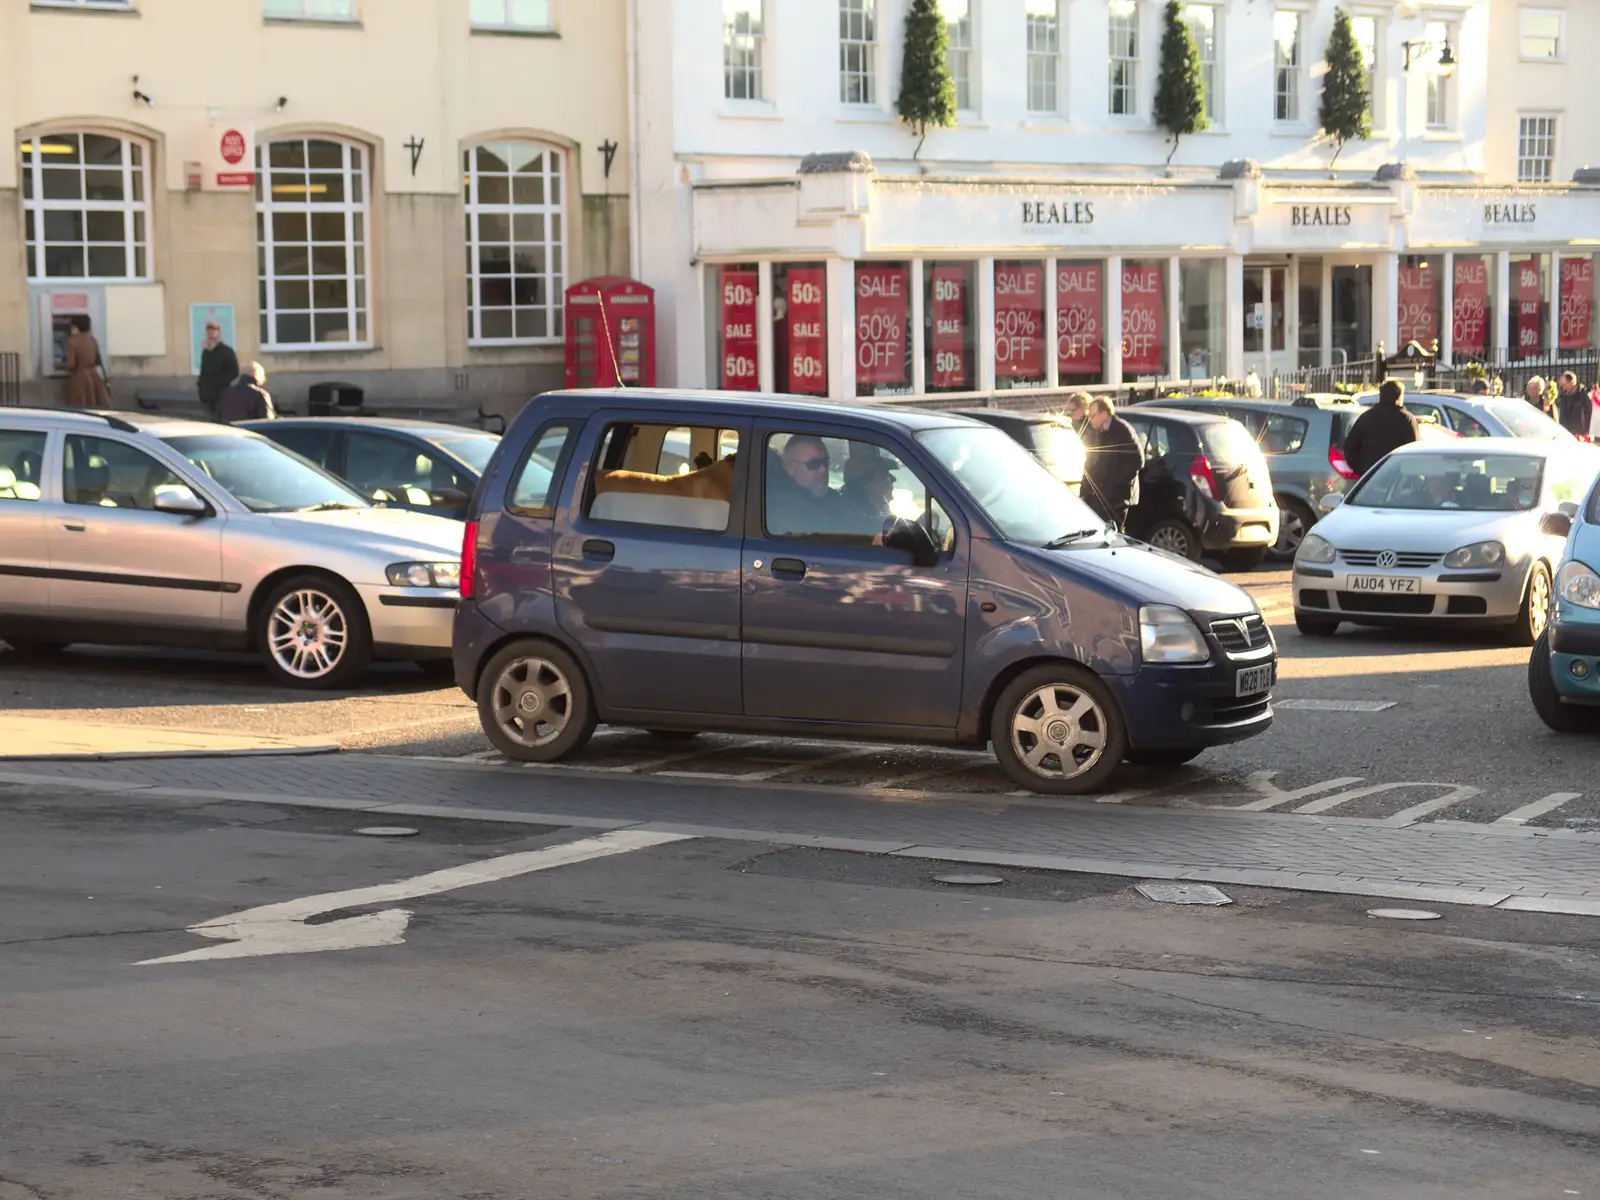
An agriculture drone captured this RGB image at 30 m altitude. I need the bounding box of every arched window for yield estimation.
[463,142,565,344]
[255,137,370,349]
[20,132,150,280]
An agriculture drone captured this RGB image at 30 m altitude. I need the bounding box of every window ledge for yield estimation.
[720,102,782,121]
[837,109,895,125]
[30,2,139,15]
[471,25,559,37]
[1021,119,1075,132]
[1270,124,1315,138]
[468,338,564,349]
[264,15,361,28]
[1520,56,1564,64]
[1421,130,1463,142]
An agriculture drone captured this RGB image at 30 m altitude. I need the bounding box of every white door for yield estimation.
[1242,265,1291,383]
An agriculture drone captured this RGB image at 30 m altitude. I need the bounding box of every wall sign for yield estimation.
[1560,257,1592,352]
[1056,262,1102,378]
[1397,265,1439,348]
[993,263,1044,379]
[215,127,254,188]
[1120,263,1165,377]
[855,265,907,386]
[1484,202,1537,225]
[785,268,827,395]
[1021,199,1095,227]
[929,267,967,389]
[719,268,758,390]
[1452,257,1489,357]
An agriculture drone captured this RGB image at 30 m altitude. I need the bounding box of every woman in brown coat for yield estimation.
[62,315,111,408]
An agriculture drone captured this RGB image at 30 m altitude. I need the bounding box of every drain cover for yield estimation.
[1367,908,1441,921]
[1136,882,1232,906]
[935,873,1005,886]
[355,826,420,838]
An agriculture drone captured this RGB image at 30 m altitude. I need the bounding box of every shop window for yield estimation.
[775,263,828,396]
[854,262,912,397]
[1424,21,1455,129]
[925,261,976,393]
[707,264,761,390]
[723,0,765,100]
[1121,260,1167,379]
[1272,10,1302,123]
[1451,255,1493,360]
[1297,257,1323,359]
[464,142,565,345]
[1179,259,1223,381]
[264,0,356,20]
[839,0,877,105]
[1056,260,1104,385]
[1559,255,1594,352]
[1108,1,1140,116]
[256,137,370,349]
[1397,256,1441,350]
[20,132,149,281]
[1510,254,1550,362]
[1517,115,1557,182]
[469,0,552,31]
[1025,0,1061,115]
[994,260,1047,390]
[944,0,975,112]
[1330,265,1372,365]
[1184,4,1220,122]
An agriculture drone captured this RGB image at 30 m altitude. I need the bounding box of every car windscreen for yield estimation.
[164,434,370,514]
[916,424,1104,545]
[1200,420,1264,464]
[428,433,499,475]
[1347,452,1546,512]
[1486,402,1572,440]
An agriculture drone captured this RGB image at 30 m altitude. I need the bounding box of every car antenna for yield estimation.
[594,295,626,389]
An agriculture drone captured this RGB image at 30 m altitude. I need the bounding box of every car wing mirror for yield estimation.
[1539,510,1573,539]
[883,518,940,567]
[152,483,209,516]
[1317,493,1343,514]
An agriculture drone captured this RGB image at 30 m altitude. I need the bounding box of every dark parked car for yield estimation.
[956,409,1085,493]
[453,390,1278,795]
[244,417,500,520]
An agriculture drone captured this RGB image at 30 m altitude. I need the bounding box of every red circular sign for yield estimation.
[219,130,247,165]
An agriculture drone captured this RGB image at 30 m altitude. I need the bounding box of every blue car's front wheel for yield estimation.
[1528,631,1599,734]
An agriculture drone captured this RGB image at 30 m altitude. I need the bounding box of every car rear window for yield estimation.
[1201,419,1265,464]
[1330,410,1355,449]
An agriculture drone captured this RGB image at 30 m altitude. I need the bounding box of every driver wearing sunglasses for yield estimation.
[781,435,834,499]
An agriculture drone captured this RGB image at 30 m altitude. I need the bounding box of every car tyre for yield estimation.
[257,574,371,690]
[2,639,71,659]
[1509,560,1553,648]
[478,639,597,763]
[990,664,1128,795]
[1295,611,1340,637]
[1270,496,1316,562]
[1217,547,1268,572]
[1144,519,1202,562]
[1527,631,1598,734]
[1124,746,1205,769]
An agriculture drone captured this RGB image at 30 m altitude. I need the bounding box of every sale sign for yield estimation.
[855,265,907,386]
[719,268,758,390]
[1560,257,1593,352]
[1452,257,1489,358]
[929,267,967,389]
[1397,265,1438,348]
[994,263,1044,379]
[785,268,827,394]
[1120,263,1165,377]
[1056,262,1102,377]
[1515,258,1544,359]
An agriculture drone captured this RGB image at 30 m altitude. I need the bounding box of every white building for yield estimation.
[630,0,1600,403]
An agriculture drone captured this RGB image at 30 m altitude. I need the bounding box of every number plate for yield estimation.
[1347,575,1421,594]
[1236,663,1274,697]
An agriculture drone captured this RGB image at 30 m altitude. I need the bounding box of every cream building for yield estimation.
[0,0,631,413]
[1487,1,1599,183]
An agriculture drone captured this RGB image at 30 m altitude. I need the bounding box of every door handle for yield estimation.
[62,522,86,532]
[771,557,807,580]
[582,538,615,562]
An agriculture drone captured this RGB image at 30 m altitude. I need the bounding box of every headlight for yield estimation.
[1443,541,1506,569]
[1139,604,1210,664]
[1558,560,1600,609]
[386,561,461,588]
[1298,533,1336,565]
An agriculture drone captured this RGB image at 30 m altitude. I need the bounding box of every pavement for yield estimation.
[0,714,337,760]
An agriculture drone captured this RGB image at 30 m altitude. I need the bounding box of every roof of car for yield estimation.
[1124,405,1246,426]
[1160,395,1358,413]
[1388,436,1568,457]
[246,416,498,439]
[0,407,245,439]
[539,388,983,432]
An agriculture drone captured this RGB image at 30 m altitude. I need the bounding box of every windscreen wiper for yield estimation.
[299,501,365,512]
[1042,527,1105,549]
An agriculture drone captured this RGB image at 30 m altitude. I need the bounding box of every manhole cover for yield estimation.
[355,826,420,838]
[1367,908,1441,921]
[934,873,1005,886]
[1136,882,1232,906]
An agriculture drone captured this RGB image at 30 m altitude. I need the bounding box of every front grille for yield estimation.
[1335,591,1436,615]
[1340,549,1443,568]
[1208,694,1273,724]
[1209,614,1271,653]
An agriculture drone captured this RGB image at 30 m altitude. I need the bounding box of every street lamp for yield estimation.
[1398,40,1456,163]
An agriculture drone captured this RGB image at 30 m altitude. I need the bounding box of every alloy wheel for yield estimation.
[1528,567,1552,642]
[490,656,574,748]
[267,588,349,680]
[1149,524,1193,558]
[1009,682,1110,782]
[1274,505,1308,557]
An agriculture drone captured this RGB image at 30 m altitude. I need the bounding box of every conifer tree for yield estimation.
[1153,0,1208,167]
[896,0,956,160]
[1320,9,1373,171]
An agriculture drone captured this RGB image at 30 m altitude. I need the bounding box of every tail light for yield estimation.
[460,519,479,599]
[1188,454,1218,500]
[1328,444,1358,480]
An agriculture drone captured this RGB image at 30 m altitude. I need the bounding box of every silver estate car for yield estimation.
[0,409,463,688]
[1293,438,1600,645]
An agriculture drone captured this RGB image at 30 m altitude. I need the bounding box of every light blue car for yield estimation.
[1529,478,1600,733]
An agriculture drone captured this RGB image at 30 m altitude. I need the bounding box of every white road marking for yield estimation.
[1225,772,1366,812]
[1275,699,1398,713]
[1495,792,1583,827]
[136,829,690,966]
[1292,782,1479,819]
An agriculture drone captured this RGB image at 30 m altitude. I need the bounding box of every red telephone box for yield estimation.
[564,276,656,388]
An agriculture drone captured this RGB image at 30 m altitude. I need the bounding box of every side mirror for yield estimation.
[1317,493,1343,514]
[884,518,939,567]
[1540,510,1574,539]
[152,483,208,516]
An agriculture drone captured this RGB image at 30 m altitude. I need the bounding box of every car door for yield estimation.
[741,425,969,729]
[46,434,224,630]
[552,413,750,716]
[0,427,53,617]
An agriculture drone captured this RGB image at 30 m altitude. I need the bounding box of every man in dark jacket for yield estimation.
[214,362,276,424]
[196,321,238,416]
[1083,397,1143,530]
[1555,372,1591,437]
[1343,379,1418,477]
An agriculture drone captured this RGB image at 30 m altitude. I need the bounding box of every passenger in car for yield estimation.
[840,446,896,528]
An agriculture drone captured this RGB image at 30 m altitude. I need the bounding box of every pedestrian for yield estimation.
[1554,371,1590,438]
[197,320,239,418]
[1468,377,1490,395]
[1082,397,1143,531]
[214,362,277,423]
[61,315,111,408]
[1524,375,1551,415]
[1342,379,1418,477]
[1064,390,1092,437]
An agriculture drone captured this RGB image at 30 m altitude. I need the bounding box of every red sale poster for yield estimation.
[1056,262,1102,377]
[785,267,827,394]
[993,263,1044,379]
[1397,265,1438,348]
[1560,257,1593,352]
[854,265,907,386]
[929,267,967,389]
[720,268,758,390]
[1515,258,1543,359]
[1120,263,1165,377]
[1452,257,1489,358]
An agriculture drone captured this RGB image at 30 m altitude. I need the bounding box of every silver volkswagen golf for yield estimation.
[0,409,463,688]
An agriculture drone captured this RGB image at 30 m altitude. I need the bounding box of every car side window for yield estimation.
[0,430,47,501]
[763,431,953,551]
[268,425,335,468]
[62,435,184,510]
[508,422,578,518]
[1221,407,1266,438]
[1446,407,1492,438]
[1408,401,1445,428]
[344,432,451,506]
[585,421,738,532]
[1123,419,1170,462]
[1259,414,1308,455]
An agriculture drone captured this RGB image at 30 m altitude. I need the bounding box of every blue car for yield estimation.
[1529,479,1600,733]
[452,390,1278,794]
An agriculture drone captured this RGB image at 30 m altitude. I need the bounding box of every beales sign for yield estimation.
[1254,194,1392,249]
[1410,191,1575,244]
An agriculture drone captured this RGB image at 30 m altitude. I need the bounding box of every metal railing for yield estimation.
[0,352,19,407]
